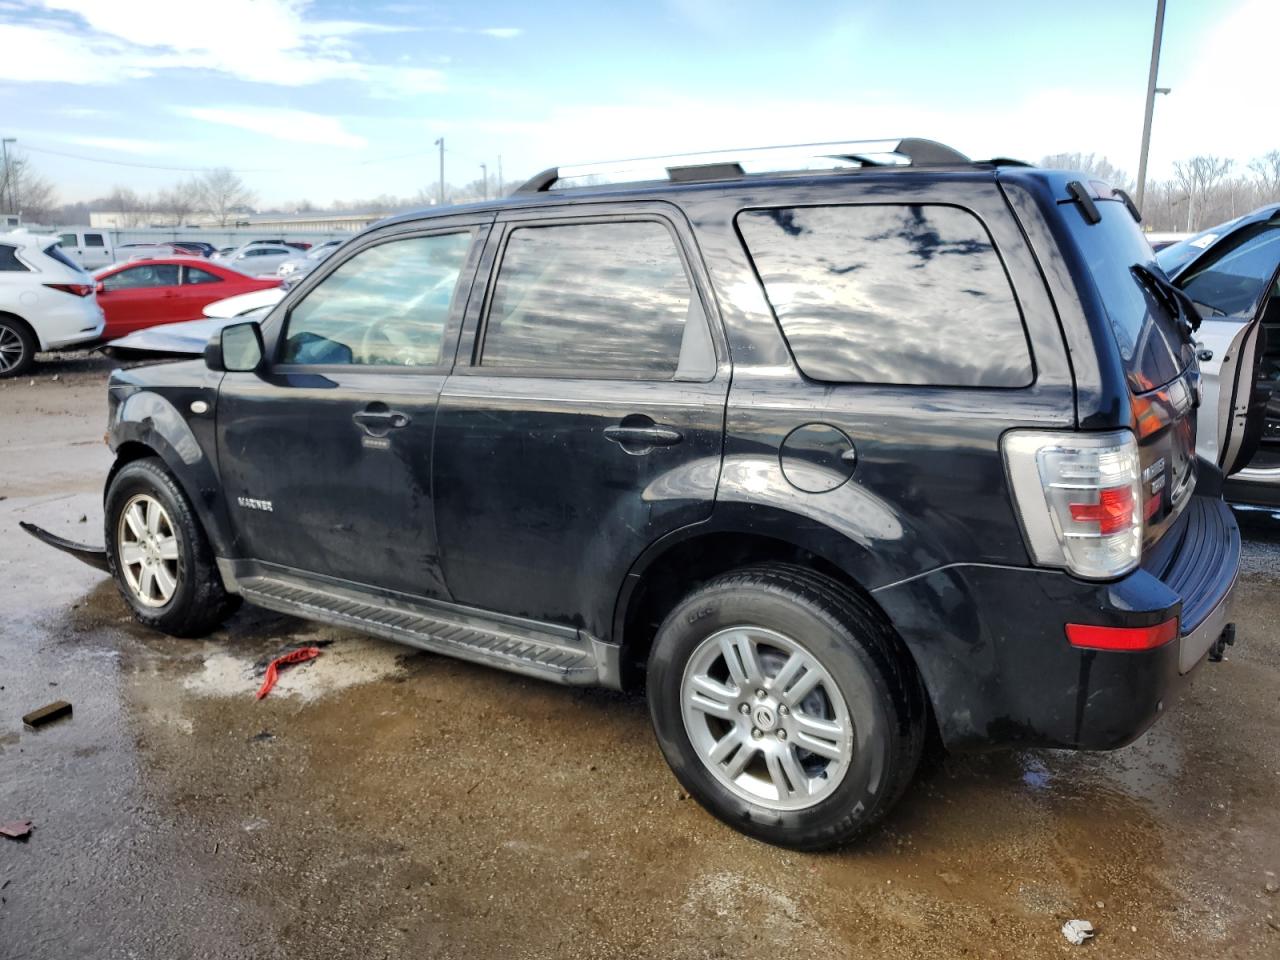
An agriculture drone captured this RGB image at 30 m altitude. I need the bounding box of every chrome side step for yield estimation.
[226,565,616,687]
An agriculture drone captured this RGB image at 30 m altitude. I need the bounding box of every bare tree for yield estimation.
[1173,155,1234,231]
[1039,153,1134,192]
[196,167,255,227]
[157,177,202,226]
[104,186,146,227]
[1249,151,1280,197]
[0,151,58,224]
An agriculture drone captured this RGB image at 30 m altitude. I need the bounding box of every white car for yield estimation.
[214,242,300,278]
[0,231,105,377]
[202,286,285,318]
[276,239,345,279]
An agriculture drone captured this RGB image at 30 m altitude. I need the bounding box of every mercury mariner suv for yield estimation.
[36,139,1253,850]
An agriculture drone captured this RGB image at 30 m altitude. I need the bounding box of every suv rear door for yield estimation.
[431,203,727,639]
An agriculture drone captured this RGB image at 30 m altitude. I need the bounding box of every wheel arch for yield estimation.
[612,510,927,696]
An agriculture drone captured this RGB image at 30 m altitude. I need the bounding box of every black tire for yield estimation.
[0,315,37,379]
[646,563,926,850]
[105,457,240,637]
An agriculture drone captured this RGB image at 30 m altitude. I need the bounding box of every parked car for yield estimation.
[213,243,301,277]
[1157,204,1280,507]
[93,258,280,339]
[32,139,1252,849]
[118,243,186,261]
[170,241,216,258]
[276,239,345,279]
[56,228,114,269]
[101,287,286,358]
[0,230,104,376]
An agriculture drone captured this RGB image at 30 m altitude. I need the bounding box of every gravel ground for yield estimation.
[2,353,1279,959]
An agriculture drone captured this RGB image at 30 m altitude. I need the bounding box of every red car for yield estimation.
[94,258,280,339]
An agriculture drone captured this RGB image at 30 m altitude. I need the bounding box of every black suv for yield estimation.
[86,139,1250,849]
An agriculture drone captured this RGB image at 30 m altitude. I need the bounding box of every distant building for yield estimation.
[1,213,19,228]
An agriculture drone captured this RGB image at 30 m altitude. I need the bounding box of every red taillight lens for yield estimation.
[1065,618,1178,651]
[1068,485,1135,535]
[44,283,94,297]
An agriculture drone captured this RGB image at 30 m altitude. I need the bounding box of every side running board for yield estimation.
[230,568,616,688]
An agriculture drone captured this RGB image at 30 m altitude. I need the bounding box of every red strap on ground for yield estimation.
[255,646,322,700]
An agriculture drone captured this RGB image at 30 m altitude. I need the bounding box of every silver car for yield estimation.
[214,243,300,278]
[276,239,346,279]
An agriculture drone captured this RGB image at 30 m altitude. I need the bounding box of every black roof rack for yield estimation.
[515,137,971,194]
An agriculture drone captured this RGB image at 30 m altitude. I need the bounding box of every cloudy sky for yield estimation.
[0,0,1271,206]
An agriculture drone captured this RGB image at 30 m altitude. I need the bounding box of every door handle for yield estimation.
[603,418,683,454]
[353,406,411,436]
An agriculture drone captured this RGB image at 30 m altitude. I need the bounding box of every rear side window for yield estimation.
[480,220,694,378]
[737,204,1032,386]
[84,234,105,248]
[0,244,27,271]
[43,244,84,272]
[183,266,223,285]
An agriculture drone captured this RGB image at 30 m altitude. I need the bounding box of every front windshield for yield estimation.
[1156,219,1241,276]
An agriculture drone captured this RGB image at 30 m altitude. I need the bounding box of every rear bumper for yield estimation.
[874,493,1240,751]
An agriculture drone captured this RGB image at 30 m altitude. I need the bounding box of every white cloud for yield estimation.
[62,135,172,154]
[2,0,441,95]
[178,106,368,149]
[479,27,522,39]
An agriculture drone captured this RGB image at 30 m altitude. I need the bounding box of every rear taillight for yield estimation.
[44,283,94,297]
[1002,429,1142,579]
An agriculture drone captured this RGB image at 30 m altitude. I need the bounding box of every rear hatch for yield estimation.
[1060,182,1198,550]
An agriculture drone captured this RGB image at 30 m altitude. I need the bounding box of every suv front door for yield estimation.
[432,205,728,639]
[215,218,490,599]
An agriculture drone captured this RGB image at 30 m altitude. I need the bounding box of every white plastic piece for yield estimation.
[1062,919,1095,945]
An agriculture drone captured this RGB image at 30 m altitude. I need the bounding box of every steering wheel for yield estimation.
[359,317,422,365]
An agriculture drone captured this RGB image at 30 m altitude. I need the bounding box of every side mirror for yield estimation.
[205,321,264,373]
[95,281,105,295]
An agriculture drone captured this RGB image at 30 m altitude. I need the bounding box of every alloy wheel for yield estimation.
[680,626,854,811]
[117,494,180,608]
[0,325,26,374]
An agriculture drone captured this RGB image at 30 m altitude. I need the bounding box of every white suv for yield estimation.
[0,231,105,377]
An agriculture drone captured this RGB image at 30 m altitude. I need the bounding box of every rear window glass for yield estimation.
[737,204,1032,386]
[1064,200,1191,392]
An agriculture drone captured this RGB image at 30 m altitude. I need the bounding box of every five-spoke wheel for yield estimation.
[116,494,181,607]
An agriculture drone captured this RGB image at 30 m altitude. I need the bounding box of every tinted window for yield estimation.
[1176,221,1280,319]
[58,233,76,248]
[738,204,1031,386]
[282,231,472,366]
[481,221,693,377]
[84,234,105,247]
[1063,199,1191,392]
[43,245,84,272]
[183,266,223,285]
[0,245,27,271]
[102,263,180,290]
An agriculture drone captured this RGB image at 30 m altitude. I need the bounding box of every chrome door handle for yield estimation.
[353,406,411,435]
[603,423,683,454]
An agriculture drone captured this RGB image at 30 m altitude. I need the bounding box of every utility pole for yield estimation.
[434,137,445,206]
[1,138,15,214]
[480,163,488,201]
[1135,0,1167,214]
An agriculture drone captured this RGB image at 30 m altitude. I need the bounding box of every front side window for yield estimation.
[102,263,180,291]
[737,204,1032,386]
[183,266,223,285]
[0,245,27,272]
[480,220,694,378]
[58,233,76,248]
[282,231,473,366]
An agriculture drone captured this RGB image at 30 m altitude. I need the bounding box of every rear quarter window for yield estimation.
[736,203,1033,386]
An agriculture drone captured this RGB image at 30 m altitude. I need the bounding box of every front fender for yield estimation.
[108,381,234,557]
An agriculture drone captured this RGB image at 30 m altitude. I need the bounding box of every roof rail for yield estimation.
[515,137,970,194]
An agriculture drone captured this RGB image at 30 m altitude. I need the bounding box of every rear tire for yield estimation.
[105,457,240,637]
[646,563,926,850]
[0,316,36,379]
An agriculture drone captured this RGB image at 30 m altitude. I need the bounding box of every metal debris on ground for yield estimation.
[1,821,33,840]
[21,700,73,728]
[1062,919,1095,945]
[255,646,322,700]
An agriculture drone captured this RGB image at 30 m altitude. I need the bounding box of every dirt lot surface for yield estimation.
[2,354,1279,959]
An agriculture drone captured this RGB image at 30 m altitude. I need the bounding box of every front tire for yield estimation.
[105,457,240,637]
[647,564,926,850]
[0,316,36,379]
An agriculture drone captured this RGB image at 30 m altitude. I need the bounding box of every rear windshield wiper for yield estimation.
[1131,263,1203,338]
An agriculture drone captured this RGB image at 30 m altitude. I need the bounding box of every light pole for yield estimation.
[1,138,15,214]
[434,137,445,206]
[480,163,488,201]
[1135,0,1167,214]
